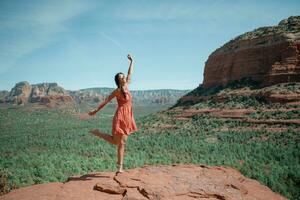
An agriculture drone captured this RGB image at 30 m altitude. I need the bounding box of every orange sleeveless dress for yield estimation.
[112,87,138,136]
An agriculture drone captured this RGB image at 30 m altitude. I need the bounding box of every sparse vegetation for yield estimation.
[0,85,299,199]
[214,16,300,53]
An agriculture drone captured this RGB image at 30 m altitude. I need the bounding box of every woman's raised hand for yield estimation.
[127,54,133,62]
[88,109,97,116]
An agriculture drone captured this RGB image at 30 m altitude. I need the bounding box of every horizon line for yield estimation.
[0,83,196,92]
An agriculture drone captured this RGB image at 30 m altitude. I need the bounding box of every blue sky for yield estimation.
[0,0,299,91]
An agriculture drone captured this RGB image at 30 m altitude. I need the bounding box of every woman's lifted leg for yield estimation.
[89,129,118,145]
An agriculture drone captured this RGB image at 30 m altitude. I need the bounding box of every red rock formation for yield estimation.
[5,81,32,105]
[4,82,74,107]
[175,83,300,106]
[263,41,300,86]
[0,164,286,200]
[203,16,300,88]
[40,95,74,108]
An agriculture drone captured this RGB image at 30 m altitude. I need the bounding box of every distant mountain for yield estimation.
[1,82,190,107]
[1,81,74,107]
[69,88,190,105]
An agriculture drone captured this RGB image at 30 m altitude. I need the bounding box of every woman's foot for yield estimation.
[116,163,124,173]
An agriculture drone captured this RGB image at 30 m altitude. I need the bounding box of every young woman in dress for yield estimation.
[88,54,138,173]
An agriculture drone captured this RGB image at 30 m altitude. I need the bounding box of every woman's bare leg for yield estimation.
[116,134,128,172]
[90,129,128,172]
[89,129,118,145]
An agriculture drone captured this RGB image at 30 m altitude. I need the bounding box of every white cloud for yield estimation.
[99,32,123,49]
[0,0,96,74]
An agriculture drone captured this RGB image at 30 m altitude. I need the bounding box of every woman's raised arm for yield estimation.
[126,54,134,84]
[88,89,118,116]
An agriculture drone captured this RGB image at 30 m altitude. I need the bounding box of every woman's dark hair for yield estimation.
[114,72,127,99]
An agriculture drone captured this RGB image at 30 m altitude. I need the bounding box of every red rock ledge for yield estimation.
[0,164,286,200]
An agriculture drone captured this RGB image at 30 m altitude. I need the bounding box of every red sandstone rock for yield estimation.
[203,16,300,88]
[40,95,74,108]
[0,164,287,200]
[94,179,126,194]
[4,82,75,107]
[5,81,32,105]
[176,82,300,106]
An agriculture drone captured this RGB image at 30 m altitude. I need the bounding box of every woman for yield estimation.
[88,54,138,173]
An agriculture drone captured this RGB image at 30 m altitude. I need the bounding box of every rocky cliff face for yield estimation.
[4,81,74,107]
[203,16,300,88]
[0,164,286,200]
[5,82,32,105]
